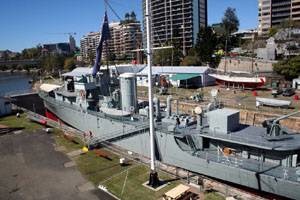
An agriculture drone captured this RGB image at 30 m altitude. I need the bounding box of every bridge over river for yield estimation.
[0,59,42,65]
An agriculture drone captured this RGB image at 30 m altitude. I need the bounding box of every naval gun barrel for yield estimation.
[273,110,300,123]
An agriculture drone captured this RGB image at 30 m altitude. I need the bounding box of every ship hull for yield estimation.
[40,95,300,199]
[209,74,265,89]
[42,96,140,140]
[114,131,300,200]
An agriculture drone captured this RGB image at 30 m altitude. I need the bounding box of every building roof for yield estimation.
[61,67,92,77]
[137,66,210,76]
[167,73,200,81]
[114,64,146,74]
[40,84,62,92]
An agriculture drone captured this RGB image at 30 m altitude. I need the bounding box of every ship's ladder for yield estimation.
[185,135,197,153]
[217,146,232,166]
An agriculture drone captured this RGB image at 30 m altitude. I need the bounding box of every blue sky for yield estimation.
[0,0,258,52]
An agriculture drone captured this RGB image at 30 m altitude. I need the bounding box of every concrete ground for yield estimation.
[0,129,116,200]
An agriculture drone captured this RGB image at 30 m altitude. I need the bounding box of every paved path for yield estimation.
[0,129,116,200]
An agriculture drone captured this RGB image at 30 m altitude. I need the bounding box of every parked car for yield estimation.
[282,88,295,96]
[271,88,283,95]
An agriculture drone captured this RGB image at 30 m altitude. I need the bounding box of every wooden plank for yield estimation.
[164,184,189,199]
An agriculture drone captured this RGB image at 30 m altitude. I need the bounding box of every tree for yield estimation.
[153,28,183,66]
[153,48,173,66]
[130,11,136,21]
[125,13,130,22]
[273,55,300,80]
[64,57,76,71]
[181,47,201,66]
[269,27,279,37]
[170,28,183,65]
[43,53,65,73]
[88,51,95,65]
[195,27,218,67]
[107,52,116,61]
[222,7,240,36]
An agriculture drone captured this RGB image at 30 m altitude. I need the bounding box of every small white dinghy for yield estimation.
[256,97,291,107]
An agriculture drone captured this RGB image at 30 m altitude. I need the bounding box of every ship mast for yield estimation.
[146,0,160,187]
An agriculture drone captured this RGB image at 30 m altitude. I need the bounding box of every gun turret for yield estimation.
[262,110,300,140]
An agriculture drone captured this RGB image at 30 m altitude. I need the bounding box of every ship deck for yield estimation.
[156,116,300,151]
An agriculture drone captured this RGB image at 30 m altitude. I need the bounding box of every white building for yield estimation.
[136,66,215,88]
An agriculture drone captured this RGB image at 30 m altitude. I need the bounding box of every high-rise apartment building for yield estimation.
[107,21,143,60]
[80,32,100,63]
[80,21,142,63]
[258,0,300,36]
[142,0,207,56]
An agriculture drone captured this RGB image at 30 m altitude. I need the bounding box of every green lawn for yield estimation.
[103,165,182,200]
[54,132,84,153]
[0,113,44,130]
[54,132,183,199]
[204,192,225,200]
[54,132,134,185]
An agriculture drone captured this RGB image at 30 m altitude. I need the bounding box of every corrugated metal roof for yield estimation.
[62,65,146,77]
[137,66,210,76]
[40,84,62,92]
[167,73,200,81]
[61,67,92,77]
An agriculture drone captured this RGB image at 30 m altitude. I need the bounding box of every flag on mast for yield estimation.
[92,12,111,76]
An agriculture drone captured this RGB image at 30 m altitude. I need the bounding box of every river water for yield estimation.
[0,73,32,96]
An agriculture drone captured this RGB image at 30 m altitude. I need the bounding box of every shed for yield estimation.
[137,66,216,88]
[0,96,15,116]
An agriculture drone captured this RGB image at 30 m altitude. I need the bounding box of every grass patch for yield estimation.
[85,164,132,186]
[76,149,121,174]
[54,132,84,153]
[0,113,44,130]
[54,133,136,186]
[204,192,225,200]
[103,165,182,200]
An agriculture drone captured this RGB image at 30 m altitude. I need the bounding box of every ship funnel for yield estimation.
[120,73,137,113]
[166,95,172,116]
[153,97,161,120]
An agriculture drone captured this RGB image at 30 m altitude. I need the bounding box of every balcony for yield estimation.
[272,11,291,17]
[272,1,291,6]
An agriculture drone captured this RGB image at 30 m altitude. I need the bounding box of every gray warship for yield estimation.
[39,9,300,200]
[39,66,300,199]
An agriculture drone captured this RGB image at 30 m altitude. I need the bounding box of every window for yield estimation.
[262,1,270,5]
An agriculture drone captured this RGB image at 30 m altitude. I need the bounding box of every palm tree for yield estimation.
[130,11,136,21]
[125,13,130,22]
